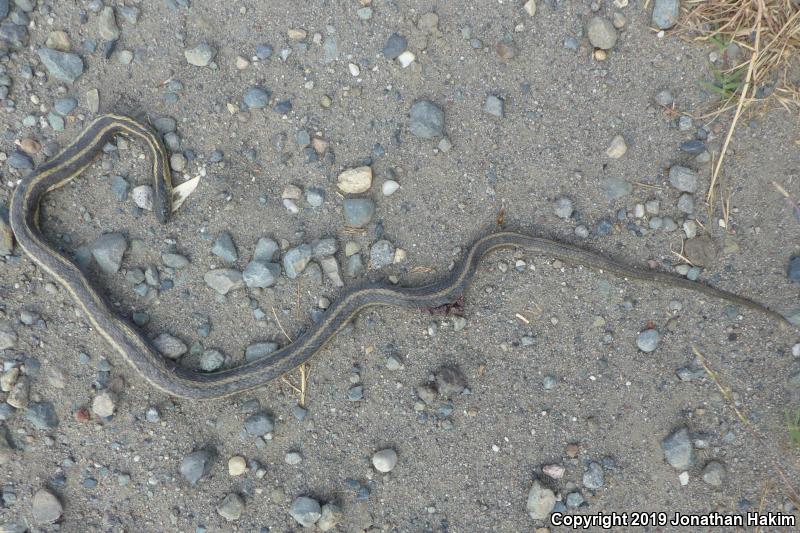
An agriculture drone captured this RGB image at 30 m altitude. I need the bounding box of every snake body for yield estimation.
[9,115,790,399]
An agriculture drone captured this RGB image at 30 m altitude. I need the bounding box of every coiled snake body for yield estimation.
[9,115,790,399]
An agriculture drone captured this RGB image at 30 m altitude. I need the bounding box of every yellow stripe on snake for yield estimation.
[8,115,792,399]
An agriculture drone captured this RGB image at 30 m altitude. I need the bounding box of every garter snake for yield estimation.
[8,114,791,399]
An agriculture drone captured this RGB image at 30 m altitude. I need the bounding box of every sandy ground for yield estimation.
[1,0,799,531]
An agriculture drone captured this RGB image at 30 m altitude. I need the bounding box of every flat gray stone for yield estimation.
[243,87,270,109]
[662,427,695,470]
[253,237,279,262]
[652,0,680,30]
[32,489,62,525]
[370,240,395,269]
[668,165,699,193]
[282,244,312,279]
[185,43,216,66]
[243,261,279,288]
[409,100,445,139]
[343,199,375,228]
[90,233,127,274]
[290,496,321,527]
[180,449,214,485]
[204,269,244,295]
[526,480,555,520]
[217,493,245,521]
[38,48,84,83]
[245,342,278,362]
[586,17,617,50]
[483,95,504,117]
[212,232,238,263]
[25,402,59,429]
[153,333,187,359]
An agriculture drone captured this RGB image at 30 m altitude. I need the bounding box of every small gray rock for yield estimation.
[383,33,407,59]
[662,427,695,470]
[290,496,321,527]
[98,6,120,41]
[652,0,680,30]
[602,177,632,200]
[26,402,59,429]
[343,199,375,227]
[668,166,699,193]
[586,17,617,50]
[789,256,800,284]
[283,244,312,279]
[243,87,270,109]
[54,97,78,115]
[372,448,398,473]
[212,232,238,263]
[345,254,364,277]
[636,329,660,352]
[153,333,187,359]
[409,100,445,139]
[318,503,342,532]
[243,261,279,288]
[38,48,84,83]
[204,269,244,295]
[435,366,467,396]
[8,151,33,170]
[655,90,674,107]
[244,412,273,436]
[180,449,214,485]
[217,493,245,521]
[185,43,216,66]
[199,349,225,372]
[245,342,278,362]
[370,240,395,269]
[311,238,338,259]
[91,233,127,274]
[483,95,504,117]
[702,460,727,486]
[32,489,62,525]
[161,252,189,269]
[526,480,556,520]
[554,197,573,219]
[582,461,604,489]
[253,237,279,262]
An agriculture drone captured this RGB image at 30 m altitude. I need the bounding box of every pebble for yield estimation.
[90,233,127,274]
[162,252,189,269]
[92,391,116,417]
[789,256,800,284]
[542,464,565,480]
[370,240,395,269]
[132,186,153,210]
[245,342,278,362]
[586,17,617,50]
[524,0,536,16]
[702,461,727,486]
[290,496,322,527]
[483,95,504,118]
[244,412,273,436]
[397,50,415,68]
[0,215,12,257]
[372,448,398,473]
[382,180,400,196]
[118,5,139,24]
[8,151,33,170]
[383,33,407,59]
[409,100,445,139]
[554,197,573,219]
[306,187,325,206]
[54,97,78,115]
[602,176,632,200]
[98,6,120,40]
[652,0,680,30]
[668,166,699,193]
[662,427,695,470]
[285,451,302,465]
[636,328,660,352]
[212,232,238,263]
[526,480,556,520]
[343,198,375,227]
[655,89,674,107]
[243,87,270,109]
[283,244,312,279]
[228,456,247,476]
[185,43,216,66]
[318,503,342,531]
[45,30,70,51]
[337,166,372,193]
[680,140,706,155]
[199,349,224,372]
[243,261,279,288]
[204,269,244,295]
[110,175,129,201]
[312,238,338,259]
[217,493,245,521]
[677,193,695,214]
[605,135,627,158]
[26,402,59,429]
[38,48,84,83]
[583,461,604,489]
[86,88,100,113]
[32,489,62,525]
[254,238,279,262]
[256,43,273,60]
[153,333,187,359]
[180,450,214,484]
[435,366,467,397]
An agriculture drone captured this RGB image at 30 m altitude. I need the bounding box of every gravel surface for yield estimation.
[0,1,799,531]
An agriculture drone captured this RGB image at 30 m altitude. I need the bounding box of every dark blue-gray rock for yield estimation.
[180,449,214,484]
[290,496,321,527]
[110,175,129,201]
[8,151,33,170]
[602,176,632,200]
[256,43,273,60]
[652,0,680,30]
[370,240,394,269]
[199,349,224,372]
[243,261,279,288]
[54,97,78,115]
[283,244,312,279]
[583,462,604,489]
[668,166,698,193]
[677,193,694,214]
[0,0,8,19]
[204,269,244,295]
[383,33,407,59]
[274,99,292,114]
[212,232,237,263]
[311,238,337,259]
[245,342,278,362]
[217,493,245,521]
[586,16,617,50]
[253,237,279,262]
[343,198,375,228]
[680,140,705,155]
[347,385,363,401]
[409,100,445,139]
[91,233,127,274]
[243,87,270,109]
[661,427,694,469]
[153,116,176,133]
[483,95,504,117]
[38,48,84,83]
[244,412,273,436]
[26,402,58,429]
[788,256,800,284]
[47,112,64,131]
[0,22,28,48]
[636,329,660,352]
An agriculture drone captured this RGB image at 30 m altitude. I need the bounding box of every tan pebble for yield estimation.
[337,166,372,193]
[45,31,71,51]
[19,138,42,154]
[524,0,536,16]
[288,28,307,41]
[235,55,250,69]
[282,184,302,200]
[594,49,608,61]
[311,137,328,154]
[495,41,517,60]
[228,455,247,476]
[605,134,627,159]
